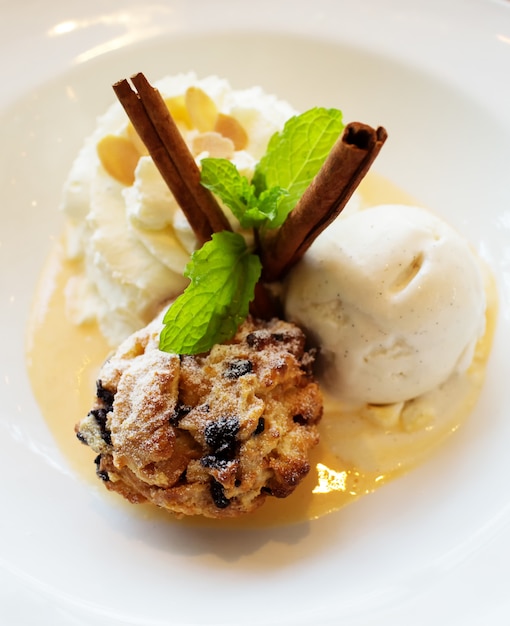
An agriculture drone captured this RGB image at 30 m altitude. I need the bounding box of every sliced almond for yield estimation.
[361,402,404,429]
[164,94,192,129]
[126,123,149,156]
[214,113,248,151]
[192,132,235,160]
[96,134,140,186]
[185,86,218,132]
[400,400,435,432]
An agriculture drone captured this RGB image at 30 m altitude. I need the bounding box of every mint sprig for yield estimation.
[200,158,288,229]
[253,107,344,225]
[159,231,261,355]
[159,106,344,355]
[201,107,344,229]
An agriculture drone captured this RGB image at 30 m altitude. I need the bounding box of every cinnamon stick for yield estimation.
[113,73,276,318]
[260,122,388,282]
[113,74,231,245]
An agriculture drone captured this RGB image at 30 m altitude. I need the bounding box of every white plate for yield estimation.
[1,1,510,624]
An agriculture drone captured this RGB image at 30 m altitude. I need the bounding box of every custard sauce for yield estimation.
[26,174,496,527]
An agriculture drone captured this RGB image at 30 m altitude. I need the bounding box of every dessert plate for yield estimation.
[1,1,510,624]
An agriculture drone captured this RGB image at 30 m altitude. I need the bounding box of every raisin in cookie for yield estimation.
[76,314,323,518]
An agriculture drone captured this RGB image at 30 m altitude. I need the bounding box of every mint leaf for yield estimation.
[159,231,261,355]
[200,109,343,230]
[252,107,344,225]
[200,158,287,229]
[200,158,255,221]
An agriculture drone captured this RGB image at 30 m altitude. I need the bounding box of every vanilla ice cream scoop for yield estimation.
[284,204,486,405]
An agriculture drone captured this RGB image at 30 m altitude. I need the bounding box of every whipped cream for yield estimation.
[61,73,296,346]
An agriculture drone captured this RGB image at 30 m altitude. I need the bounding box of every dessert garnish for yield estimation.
[114,73,387,354]
[260,122,387,281]
[113,74,231,245]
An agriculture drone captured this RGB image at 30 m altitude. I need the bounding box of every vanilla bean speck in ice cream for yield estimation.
[61,73,296,346]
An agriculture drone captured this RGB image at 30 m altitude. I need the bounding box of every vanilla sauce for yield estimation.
[26,174,496,527]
